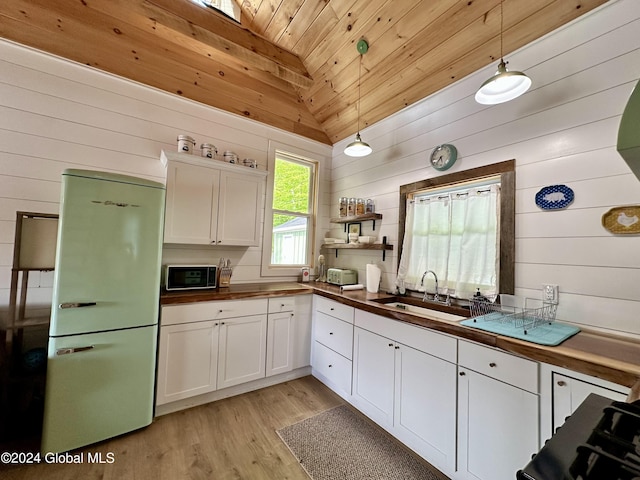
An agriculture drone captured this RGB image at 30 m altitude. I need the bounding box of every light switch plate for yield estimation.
[542,284,559,304]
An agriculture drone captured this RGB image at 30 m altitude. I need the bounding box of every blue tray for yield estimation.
[460,316,580,346]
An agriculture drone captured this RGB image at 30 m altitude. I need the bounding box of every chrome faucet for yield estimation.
[421,270,440,303]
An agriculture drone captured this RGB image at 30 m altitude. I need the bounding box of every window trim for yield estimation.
[261,142,319,278]
[398,159,515,295]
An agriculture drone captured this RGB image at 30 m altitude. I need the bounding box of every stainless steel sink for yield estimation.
[372,297,467,322]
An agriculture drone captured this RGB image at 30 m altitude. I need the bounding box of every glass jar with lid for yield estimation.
[356,198,365,215]
[339,197,348,217]
[347,198,356,216]
[366,199,375,214]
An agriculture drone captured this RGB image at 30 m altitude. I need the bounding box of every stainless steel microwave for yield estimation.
[164,265,217,291]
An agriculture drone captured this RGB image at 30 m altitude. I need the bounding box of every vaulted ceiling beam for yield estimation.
[139,0,314,89]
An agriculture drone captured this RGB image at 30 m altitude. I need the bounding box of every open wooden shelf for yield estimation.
[330,213,383,224]
[321,242,393,261]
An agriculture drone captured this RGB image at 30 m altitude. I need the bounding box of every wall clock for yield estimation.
[430,144,458,171]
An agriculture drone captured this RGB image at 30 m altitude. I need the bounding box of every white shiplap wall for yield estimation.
[0,41,332,323]
[329,0,640,337]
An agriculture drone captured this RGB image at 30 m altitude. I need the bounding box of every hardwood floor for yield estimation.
[0,376,346,480]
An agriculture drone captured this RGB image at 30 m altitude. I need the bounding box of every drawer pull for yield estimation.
[489,362,497,368]
[557,380,567,387]
[329,332,334,335]
[459,371,466,376]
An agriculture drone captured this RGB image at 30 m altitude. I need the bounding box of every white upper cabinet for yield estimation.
[161,150,266,246]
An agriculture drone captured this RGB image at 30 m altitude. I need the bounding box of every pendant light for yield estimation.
[344,39,372,157]
[475,0,531,105]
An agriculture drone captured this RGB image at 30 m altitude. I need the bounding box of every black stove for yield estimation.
[518,393,640,480]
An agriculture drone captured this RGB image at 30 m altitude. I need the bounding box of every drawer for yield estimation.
[268,296,296,314]
[312,341,352,395]
[314,312,353,359]
[161,298,268,326]
[315,295,354,323]
[355,309,457,363]
[458,340,538,393]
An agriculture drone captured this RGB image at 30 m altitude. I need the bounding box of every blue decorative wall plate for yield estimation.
[535,185,574,210]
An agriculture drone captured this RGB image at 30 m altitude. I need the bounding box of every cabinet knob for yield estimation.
[221,321,225,325]
[489,362,497,368]
[329,332,334,335]
[388,343,393,347]
[330,307,334,311]
[281,304,285,307]
[459,371,466,376]
[219,309,223,313]
[328,364,332,368]
[395,346,400,350]
[557,380,567,387]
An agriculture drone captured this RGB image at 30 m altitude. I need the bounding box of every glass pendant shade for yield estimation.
[344,133,372,157]
[475,59,531,105]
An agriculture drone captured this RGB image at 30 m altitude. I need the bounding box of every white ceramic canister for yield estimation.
[177,135,196,153]
[243,158,257,168]
[201,143,217,159]
[223,151,238,164]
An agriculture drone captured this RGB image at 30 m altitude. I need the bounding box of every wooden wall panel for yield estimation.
[327,0,640,337]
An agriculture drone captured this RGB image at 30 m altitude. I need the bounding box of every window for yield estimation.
[397,160,515,299]
[262,146,318,277]
[191,0,241,23]
[398,179,500,298]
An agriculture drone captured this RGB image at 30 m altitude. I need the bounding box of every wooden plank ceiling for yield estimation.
[0,0,608,145]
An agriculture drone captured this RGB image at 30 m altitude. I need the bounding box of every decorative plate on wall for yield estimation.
[535,185,574,210]
[602,205,640,234]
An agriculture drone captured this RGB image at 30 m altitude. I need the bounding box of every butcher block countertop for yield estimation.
[160,282,640,390]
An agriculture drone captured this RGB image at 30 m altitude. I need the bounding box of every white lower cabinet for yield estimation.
[157,298,268,406]
[266,295,313,377]
[311,296,354,399]
[539,363,629,442]
[157,295,312,408]
[156,320,220,405]
[352,310,457,474]
[217,314,267,389]
[456,340,539,480]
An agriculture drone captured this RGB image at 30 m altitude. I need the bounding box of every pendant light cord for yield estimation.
[500,0,504,61]
[357,53,362,134]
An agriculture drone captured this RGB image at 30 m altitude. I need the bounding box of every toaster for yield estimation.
[326,268,358,286]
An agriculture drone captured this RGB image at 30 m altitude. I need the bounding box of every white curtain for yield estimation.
[396,184,500,299]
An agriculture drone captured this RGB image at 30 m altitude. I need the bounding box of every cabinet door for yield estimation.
[552,373,628,432]
[156,321,219,405]
[164,162,219,244]
[217,171,263,246]
[394,344,456,474]
[458,369,539,480]
[217,314,267,389]
[351,327,395,429]
[266,312,293,377]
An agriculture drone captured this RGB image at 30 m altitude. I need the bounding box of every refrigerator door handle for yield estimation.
[56,345,95,356]
[59,302,97,309]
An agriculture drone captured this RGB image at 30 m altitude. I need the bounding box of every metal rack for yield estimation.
[469,294,557,335]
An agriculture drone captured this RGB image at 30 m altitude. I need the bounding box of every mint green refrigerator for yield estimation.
[41,169,165,454]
